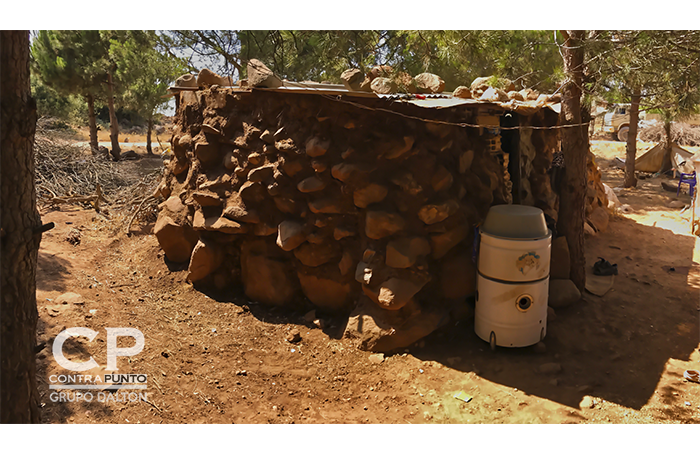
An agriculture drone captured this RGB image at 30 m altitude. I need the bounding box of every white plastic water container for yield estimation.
[478,231,552,282]
[475,205,551,349]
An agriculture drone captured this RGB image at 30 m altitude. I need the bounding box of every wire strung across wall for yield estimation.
[320,94,593,132]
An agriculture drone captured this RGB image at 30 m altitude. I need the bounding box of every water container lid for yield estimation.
[481,204,549,239]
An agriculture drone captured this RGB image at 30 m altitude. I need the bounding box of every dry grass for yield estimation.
[34,130,163,231]
[638,122,700,146]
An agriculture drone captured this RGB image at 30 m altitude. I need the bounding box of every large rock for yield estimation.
[197,68,233,87]
[390,171,423,195]
[338,250,355,276]
[370,65,393,79]
[308,197,345,214]
[247,152,263,165]
[187,240,224,283]
[353,183,388,208]
[588,206,609,233]
[414,73,445,94]
[280,158,304,177]
[430,224,469,259]
[293,242,339,267]
[340,68,366,91]
[479,87,509,102]
[194,142,219,164]
[440,252,476,299]
[159,195,189,223]
[193,210,249,234]
[370,77,396,94]
[584,221,597,236]
[418,200,460,225]
[548,279,581,308]
[385,237,431,269]
[223,193,260,224]
[375,277,427,311]
[170,157,189,176]
[520,88,540,101]
[275,137,297,153]
[453,86,472,99]
[277,220,307,251]
[239,181,266,203]
[459,150,474,173]
[241,240,298,306]
[359,76,372,92]
[344,297,447,352]
[247,59,283,88]
[508,91,524,101]
[550,237,571,280]
[306,136,331,157]
[470,76,491,90]
[297,176,328,193]
[333,225,355,240]
[381,136,415,160]
[297,271,352,312]
[431,165,453,192]
[254,222,277,237]
[154,198,198,263]
[175,73,197,88]
[365,211,405,239]
[471,76,515,92]
[192,191,222,207]
[248,164,275,183]
[331,162,372,182]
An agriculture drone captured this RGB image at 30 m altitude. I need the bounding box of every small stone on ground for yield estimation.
[368,353,385,364]
[286,329,302,343]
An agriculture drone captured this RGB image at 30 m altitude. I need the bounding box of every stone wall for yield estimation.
[154,85,561,352]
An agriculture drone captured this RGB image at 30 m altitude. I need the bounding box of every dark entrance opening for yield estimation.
[500,112,521,203]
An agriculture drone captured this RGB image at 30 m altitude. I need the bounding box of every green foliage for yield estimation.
[586,31,700,121]
[240,31,394,82]
[30,73,87,124]
[31,30,109,97]
[110,31,188,123]
[372,30,564,91]
[165,30,565,92]
[32,30,186,138]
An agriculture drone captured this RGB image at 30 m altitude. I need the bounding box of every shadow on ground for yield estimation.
[596,154,694,216]
[36,320,118,423]
[37,251,73,292]
[411,215,700,411]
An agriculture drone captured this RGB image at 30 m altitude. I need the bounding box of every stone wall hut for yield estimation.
[153,61,606,352]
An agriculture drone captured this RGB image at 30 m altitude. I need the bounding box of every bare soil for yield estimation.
[34,140,700,424]
[70,125,171,152]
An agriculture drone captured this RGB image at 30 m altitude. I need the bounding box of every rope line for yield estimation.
[321,95,592,131]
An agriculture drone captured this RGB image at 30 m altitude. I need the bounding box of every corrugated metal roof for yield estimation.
[169,80,561,114]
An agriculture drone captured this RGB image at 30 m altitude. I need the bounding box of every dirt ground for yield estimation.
[73,124,171,149]
[33,138,700,424]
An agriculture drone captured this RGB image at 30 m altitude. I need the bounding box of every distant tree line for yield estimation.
[31,30,187,158]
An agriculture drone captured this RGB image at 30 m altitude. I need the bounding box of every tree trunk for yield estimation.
[0,30,42,423]
[624,89,641,188]
[107,71,121,161]
[86,93,99,155]
[146,117,153,155]
[557,30,588,293]
[661,119,673,174]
